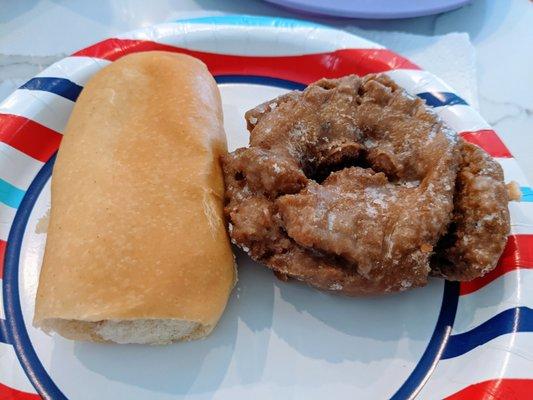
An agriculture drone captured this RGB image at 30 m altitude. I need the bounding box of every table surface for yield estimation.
[0,0,531,183]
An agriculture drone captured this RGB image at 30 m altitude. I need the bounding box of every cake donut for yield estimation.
[222,74,511,295]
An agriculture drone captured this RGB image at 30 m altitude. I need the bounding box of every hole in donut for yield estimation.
[303,142,374,183]
[234,171,245,181]
[305,154,372,183]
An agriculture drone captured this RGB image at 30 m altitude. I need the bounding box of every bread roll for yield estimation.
[34,51,236,344]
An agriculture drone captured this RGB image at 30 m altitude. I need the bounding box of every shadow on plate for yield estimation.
[271,273,446,364]
[59,250,275,396]
[50,248,471,395]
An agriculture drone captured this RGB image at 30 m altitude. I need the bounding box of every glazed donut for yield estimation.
[222,74,510,295]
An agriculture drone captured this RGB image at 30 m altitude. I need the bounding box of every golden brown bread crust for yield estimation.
[34,51,236,341]
[223,74,510,295]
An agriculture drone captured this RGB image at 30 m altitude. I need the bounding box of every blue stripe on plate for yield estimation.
[178,15,322,28]
[20,75,305,104]
[391,281,459,400]
[215,75,306,90]
[442,306,533,359]
[0,319,10,344]
[521,187,533,202]
[3,153,68,399]
[417,92,468,107]
[0,178,25,209]
[20,77,82,102]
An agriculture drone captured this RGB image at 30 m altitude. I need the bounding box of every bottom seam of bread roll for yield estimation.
[37,318,212,345]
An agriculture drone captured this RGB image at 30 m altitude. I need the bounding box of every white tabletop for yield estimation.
[0,0,531,183]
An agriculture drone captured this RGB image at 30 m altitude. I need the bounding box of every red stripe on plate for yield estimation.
[460,235,533,296]
[0,114,62,163]
[445,378,533,400]
[0,240,6,278]
[460,129,512,158]
[73,38,420,81]
[0,383,41,400]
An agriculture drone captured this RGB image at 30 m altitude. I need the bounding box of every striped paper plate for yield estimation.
[1,15,532,400]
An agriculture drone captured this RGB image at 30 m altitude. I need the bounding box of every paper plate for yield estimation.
[0,15,532,400]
